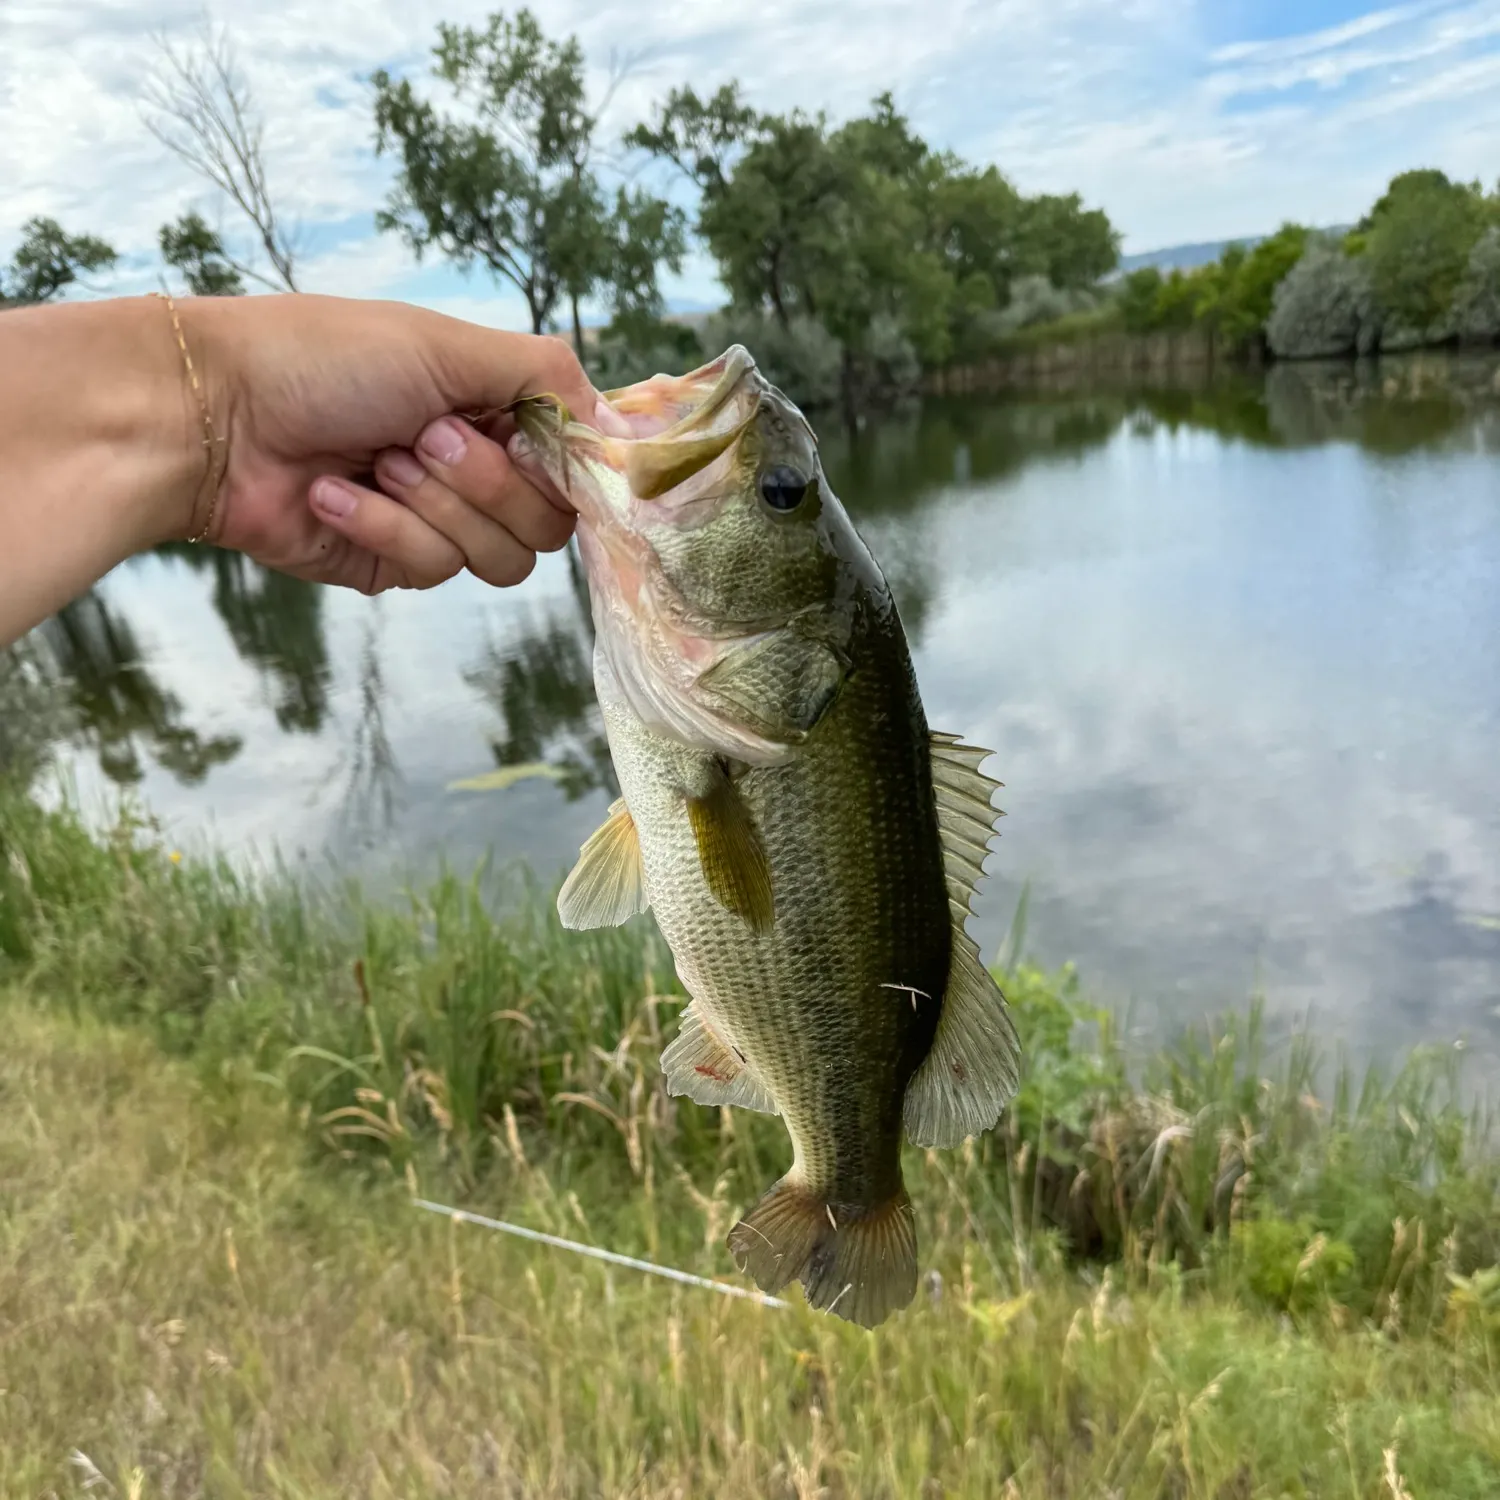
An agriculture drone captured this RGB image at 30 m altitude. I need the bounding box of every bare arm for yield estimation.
[0,293,612,649]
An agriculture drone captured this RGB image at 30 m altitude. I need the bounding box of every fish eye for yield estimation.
[758,465,811,512]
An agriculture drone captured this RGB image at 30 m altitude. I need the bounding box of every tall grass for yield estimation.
[3,780,1499,1494]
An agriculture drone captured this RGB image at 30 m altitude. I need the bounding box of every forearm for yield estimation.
[0,297,203,647]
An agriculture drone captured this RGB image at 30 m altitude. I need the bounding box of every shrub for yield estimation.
[1267,245,1378,358]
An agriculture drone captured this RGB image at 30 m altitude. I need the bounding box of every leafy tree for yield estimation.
[1117,267,1165,333]
[0,217,116,306]
[1011,192,1118,290]
[374,11,680,353]
[1452,226,1500,343]
[1360,169,1487,332]
[632,84,1118,387]
[625,83,763,193]
[159,211,245,296]
[373,10,592,336]
[1213,225,1309,349]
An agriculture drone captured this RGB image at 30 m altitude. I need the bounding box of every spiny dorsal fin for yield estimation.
[929,733,1005,916]
[556,799,648,930]
[903,732,1020,1148]
[660,1001,779,1115]
[687,775,774,933]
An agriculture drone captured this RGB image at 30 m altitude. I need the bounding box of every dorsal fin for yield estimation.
[903,733,1021,1148]
[930,733,1005,919]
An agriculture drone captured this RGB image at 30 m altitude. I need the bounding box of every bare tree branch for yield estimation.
[141,20,301,293]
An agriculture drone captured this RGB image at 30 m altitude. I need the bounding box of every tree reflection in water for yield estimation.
[33,589,241,786]
[155,545,331,733]
[466,590,617,802]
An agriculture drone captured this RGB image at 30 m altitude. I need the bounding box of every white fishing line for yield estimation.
[412,1198,791,1310]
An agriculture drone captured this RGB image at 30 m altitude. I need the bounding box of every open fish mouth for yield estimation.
[600,345,761,441]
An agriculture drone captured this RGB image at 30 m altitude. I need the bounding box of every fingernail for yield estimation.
[379,449,426,487]
[594,397,634,438]
[418,416,469,466]
[508,432,536,465]
[311,477,356,519]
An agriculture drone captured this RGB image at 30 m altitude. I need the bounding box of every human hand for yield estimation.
[184,293,624,594]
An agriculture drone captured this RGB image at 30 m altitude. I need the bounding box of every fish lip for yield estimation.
[602,345,761,440]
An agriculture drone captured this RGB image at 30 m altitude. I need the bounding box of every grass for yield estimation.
[2,780,1499,1496]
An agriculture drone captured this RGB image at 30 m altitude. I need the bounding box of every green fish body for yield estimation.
[517,348,1019,1326]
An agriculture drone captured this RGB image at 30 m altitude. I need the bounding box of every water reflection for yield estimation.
[155,545,331,732]
[465,605,618,802]
[35,589,241,785]
[21,351,1500,1070]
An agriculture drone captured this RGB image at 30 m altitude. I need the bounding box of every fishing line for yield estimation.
[412,1198,790,1310]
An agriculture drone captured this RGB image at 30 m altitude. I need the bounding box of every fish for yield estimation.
[511,346,1019,1328]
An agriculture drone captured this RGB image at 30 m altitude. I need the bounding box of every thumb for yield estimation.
[417,313,621,432]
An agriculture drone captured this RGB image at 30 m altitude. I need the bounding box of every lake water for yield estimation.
[23,354,1500,1071]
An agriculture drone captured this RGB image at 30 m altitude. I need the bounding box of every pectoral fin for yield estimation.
[556,799,648,930]
[660,1002,779,1114]
[903,733,1021,1147]
[696,630,848,743]
[686,774,774,933]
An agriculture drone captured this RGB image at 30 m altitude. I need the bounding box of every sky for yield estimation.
[3,0,1500,330]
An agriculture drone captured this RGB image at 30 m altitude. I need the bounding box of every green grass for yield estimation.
[2,781,1498,1496]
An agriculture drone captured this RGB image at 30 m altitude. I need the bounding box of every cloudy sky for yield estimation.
[5,0,1500,329]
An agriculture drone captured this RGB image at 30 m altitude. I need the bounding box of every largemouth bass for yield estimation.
[514,347,1019,1327]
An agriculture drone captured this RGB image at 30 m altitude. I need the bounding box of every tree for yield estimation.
[632,83,1120,390]
[1451,226,1500,344]
[374,11,680,353]
[1010,192,1119,290]
[142,21,300,292]
[1360,169,1486,334]
[1213,225,1309,349]
[0,218,116,306]
[159,212,245,296]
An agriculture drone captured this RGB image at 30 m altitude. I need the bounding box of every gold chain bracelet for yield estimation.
[153,291,225,544]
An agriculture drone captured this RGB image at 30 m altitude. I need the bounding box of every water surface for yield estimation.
[22,355,1500,1070]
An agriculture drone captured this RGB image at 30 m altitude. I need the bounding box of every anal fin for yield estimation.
[557,798,648,930]
[660,1002,779,1115]
[727,1175,917,1329]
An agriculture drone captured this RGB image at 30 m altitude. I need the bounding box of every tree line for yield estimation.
[1111,171,1500,361]
[5,11,1499,408]
[1,11,1115,411]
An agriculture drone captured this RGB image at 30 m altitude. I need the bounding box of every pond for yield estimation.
[18,353,1500,1072]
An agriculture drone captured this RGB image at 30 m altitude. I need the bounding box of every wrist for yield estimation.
[143,293,233,547]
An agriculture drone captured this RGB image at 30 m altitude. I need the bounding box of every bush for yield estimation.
[1267,245,1378,358]
[988,274,1099,336]
[701,310,844,408]
[588,317,706,390]
[1452,226,1500,344]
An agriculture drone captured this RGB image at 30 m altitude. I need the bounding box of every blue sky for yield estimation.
[4,0,1499,329]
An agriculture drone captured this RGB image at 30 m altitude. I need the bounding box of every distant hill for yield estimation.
[1117,237,1266,274]
[1118,227,1352,276]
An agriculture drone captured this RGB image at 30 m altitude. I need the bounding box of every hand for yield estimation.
[186,294,618,594]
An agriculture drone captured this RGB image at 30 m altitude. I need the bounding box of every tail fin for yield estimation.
[726,1175,917,1329]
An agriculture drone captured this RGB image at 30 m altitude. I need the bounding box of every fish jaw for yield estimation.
[520,351,815,766]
